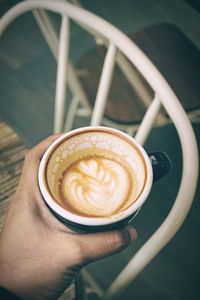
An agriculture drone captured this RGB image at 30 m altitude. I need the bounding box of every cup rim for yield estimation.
[38,126,153,226]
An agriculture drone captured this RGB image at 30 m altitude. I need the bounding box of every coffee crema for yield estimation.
[58,155,135,217]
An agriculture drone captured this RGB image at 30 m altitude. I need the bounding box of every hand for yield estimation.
[0,134,137,300]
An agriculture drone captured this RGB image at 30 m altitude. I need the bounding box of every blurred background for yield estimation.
[0,1,200,299]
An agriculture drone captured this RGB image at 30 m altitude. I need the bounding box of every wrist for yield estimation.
[0,243,22,299]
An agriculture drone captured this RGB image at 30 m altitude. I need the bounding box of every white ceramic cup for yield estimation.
[38,126,170,232]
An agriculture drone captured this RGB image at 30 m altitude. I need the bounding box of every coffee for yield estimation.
[58,154,135,217]
[45,129,146,218]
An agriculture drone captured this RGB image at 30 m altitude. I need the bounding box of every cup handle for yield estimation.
[148,152,172,182]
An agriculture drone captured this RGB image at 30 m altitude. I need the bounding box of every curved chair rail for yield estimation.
[0,1,199,299]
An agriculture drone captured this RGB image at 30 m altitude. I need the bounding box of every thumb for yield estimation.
[78,226,137,264]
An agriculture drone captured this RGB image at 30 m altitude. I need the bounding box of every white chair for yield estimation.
[0,1,199,299]
[33,0,161,136]
[32,0,200,134]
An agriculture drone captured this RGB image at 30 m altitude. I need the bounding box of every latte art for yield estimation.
[59,157,133,217]
[45,129,147,220]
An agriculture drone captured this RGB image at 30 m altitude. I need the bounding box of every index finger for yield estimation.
[31,133,63,160]
[23,133,63,177]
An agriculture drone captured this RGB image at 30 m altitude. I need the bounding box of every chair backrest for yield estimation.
[0,1,199,299]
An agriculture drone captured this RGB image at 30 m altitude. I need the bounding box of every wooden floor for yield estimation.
[0,122,26,231]
[0,1,200,299]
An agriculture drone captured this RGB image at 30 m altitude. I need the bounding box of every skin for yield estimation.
[0,134,137,300]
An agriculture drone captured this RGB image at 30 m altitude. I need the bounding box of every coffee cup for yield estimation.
[38,126,171,232]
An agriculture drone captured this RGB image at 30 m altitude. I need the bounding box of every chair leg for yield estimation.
[54,16,70,133]
[64,96,80,132]
[135,94,161,145]
[80,269,104,300]
[33,9,91,133]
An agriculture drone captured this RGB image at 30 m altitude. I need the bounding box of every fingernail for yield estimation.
[126,225,137,241]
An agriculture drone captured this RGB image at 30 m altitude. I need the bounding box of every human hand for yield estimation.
[0,134,137,300]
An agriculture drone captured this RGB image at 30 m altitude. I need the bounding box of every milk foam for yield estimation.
[59,157,132,217]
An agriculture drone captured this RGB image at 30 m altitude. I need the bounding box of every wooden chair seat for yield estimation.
[132,23,200,112]
[75,23,200,124]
